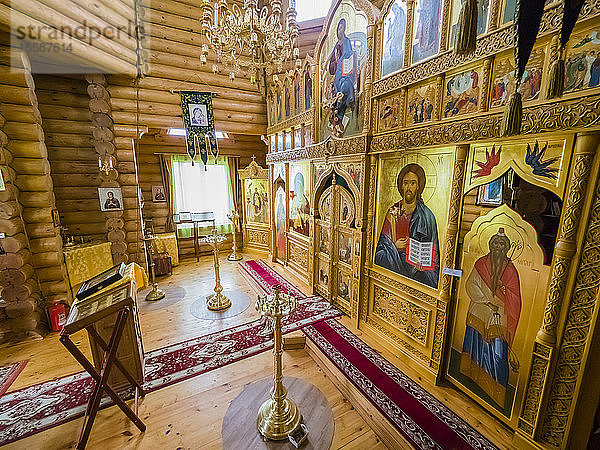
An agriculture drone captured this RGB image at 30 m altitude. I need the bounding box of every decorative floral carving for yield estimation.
[267,109,313,135]
[371,95,600,152]
[368,268,437,306]
[288,241,309,271]
[366,316,431,365]
[266,134,368,163]
[541,177,600,446]
[373,285,430,345]
[247,229,269,246]
[539,153,595,341]
[518,345,551,435]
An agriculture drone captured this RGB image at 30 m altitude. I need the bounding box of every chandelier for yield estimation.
[200,0,301,84]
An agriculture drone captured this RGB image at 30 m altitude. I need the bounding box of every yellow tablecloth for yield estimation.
[64,242,113,289]
[152,232,179,266]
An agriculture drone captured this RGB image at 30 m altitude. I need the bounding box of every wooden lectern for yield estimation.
[60,279,146,449]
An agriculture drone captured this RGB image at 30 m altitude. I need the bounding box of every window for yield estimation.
[171,156,234,236]
[296,0,333,22]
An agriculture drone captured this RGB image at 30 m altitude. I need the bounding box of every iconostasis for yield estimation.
[260,0,600,447]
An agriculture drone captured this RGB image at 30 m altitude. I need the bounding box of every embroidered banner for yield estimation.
[179,91,218,164]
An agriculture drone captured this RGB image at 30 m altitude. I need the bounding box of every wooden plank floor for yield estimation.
[263,260,515,450]
[0,253,389,449]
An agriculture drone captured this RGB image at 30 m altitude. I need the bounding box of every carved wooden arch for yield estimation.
[333,161,361,200]
[377,0,406,25]
[312,163,336,213]
[273,173,286,191]
[313,167,358,223]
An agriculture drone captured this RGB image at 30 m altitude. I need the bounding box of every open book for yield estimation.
[406,238,435,270]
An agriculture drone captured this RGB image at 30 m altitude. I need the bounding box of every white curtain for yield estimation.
[171,156,234,235]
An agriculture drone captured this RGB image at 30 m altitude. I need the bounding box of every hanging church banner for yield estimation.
[179,91,217,165]
[446,205,550,427]
[373,148,455,291]
[463,136,573,198]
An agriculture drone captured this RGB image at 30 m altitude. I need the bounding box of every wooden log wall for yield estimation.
[34,74,107,241]
[296,18,323,58]
[137,132,266,259]
[107,0,267,137]
[1,0,140,76]
[0,45,68,339]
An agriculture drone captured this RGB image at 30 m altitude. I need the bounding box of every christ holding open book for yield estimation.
[375,163,440,288]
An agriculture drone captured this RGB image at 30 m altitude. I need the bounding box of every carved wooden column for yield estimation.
[515,132,600,444]
[488,0,502,32]
[404,0,415,68]
[398,88,407,129]
[363,23,375,135]
[540,151,600,448]
[434,75,444,121]
[433,144,468,376]
[86,74,128,264]
[439,0,452,53]
[360,153,379,323]
[311,62,318,143]
[479,59,492,113]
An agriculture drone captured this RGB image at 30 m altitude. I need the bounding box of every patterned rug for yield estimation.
[0,360,28,398]
[0,295,339,446]
[240,260,498,450]
[239,259,306,299]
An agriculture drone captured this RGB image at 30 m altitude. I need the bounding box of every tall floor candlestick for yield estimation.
[255,285,301,440]
[202,229,231,311]
[143,233,165,302]
[227,209,243,261]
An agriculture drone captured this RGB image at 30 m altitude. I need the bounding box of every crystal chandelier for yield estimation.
[200,0,301,84]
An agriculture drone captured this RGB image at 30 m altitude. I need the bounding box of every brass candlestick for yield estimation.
[202,229,231,311]
[227,209,243,261]
[143,233,165,302]
[256,285,301,440]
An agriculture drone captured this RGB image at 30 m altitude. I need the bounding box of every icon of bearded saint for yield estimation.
[375,163,440,288]
[460,228,522,408]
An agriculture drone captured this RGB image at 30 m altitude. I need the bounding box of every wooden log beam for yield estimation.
[0,4,137,76]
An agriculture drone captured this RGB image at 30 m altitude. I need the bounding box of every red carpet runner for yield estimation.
[0,294,339,446]
[241,260,498,450]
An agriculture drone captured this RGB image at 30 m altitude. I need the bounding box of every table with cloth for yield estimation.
[151,232,179,266]
[64,242,148,300]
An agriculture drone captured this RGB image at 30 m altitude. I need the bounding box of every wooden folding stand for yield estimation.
[60,282,146,449]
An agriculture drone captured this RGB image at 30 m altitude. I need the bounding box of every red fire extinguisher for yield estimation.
[48,303,67,332]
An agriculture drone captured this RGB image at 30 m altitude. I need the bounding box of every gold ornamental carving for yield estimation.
[248,228,269,245]
[239,159,269,180]
[267,109,313,135]
[370,94,600,152]
[367,268,437,307]
[288,241,308,271]
[518,342,551,436]
[372,285,429,345]
[266,134,368,164]
[371,2,600,97]
[365,315,431,365]
[537,136,599,345]
[541,172,600,447]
